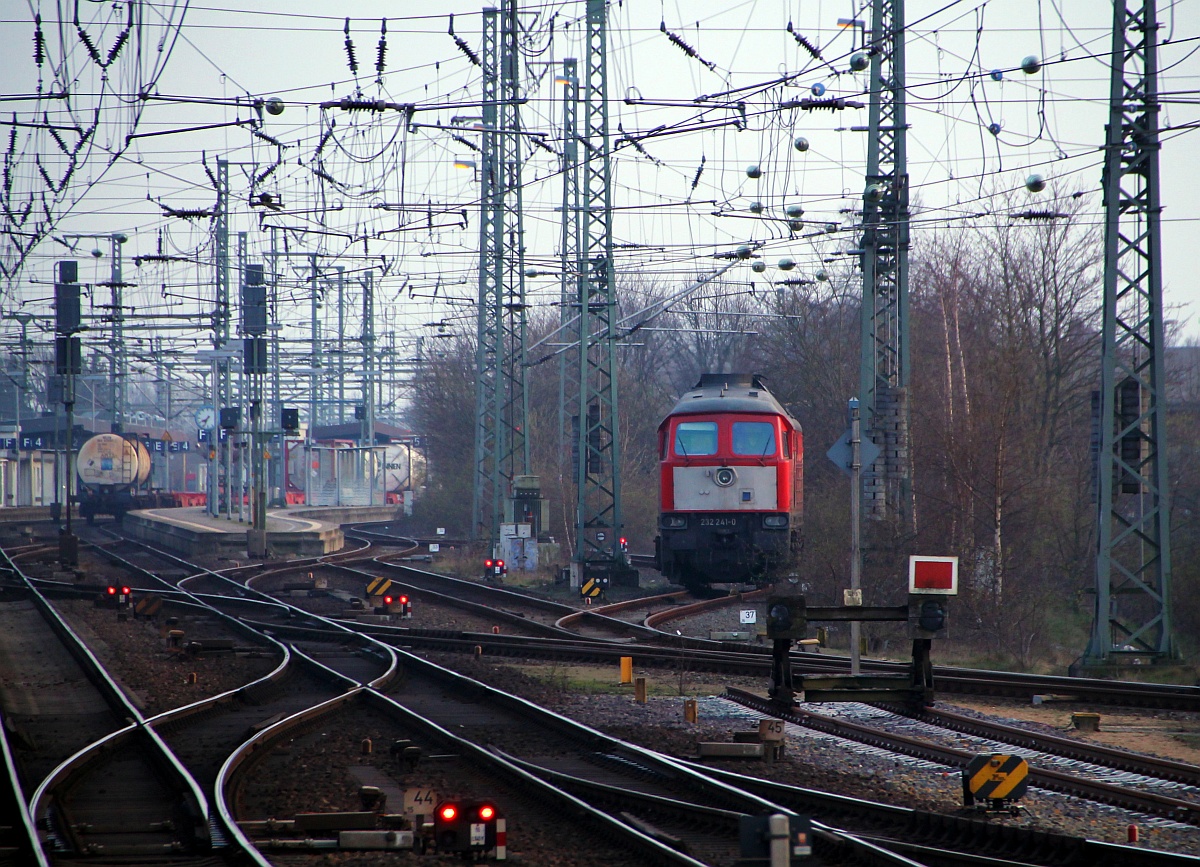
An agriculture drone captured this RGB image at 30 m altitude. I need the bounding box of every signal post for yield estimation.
[54,260,82,568]
[767,556,956,708]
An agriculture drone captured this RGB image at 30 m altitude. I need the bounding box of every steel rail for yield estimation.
[0,732,42,865]
[91,533,710,864]
[3,554,215,855]
[642,587,771,628]
[84,537,1200,859]
[204,592,734,864]
[320,561,579,638]
[504,751,1009,867]
[911,704,1200,787]
[365,558,666,639]
[0,567,48,866]
[213,689,362,864]
[682,761,1200,867]
[185,549,822,863]
[180,600,1200,802]
[120,530,1197,710]
[362,689,712,866]
[728,688,1200,826]
[99,536,1200,831]
[28,537,294,864]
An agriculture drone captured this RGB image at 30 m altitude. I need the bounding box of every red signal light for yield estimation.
[439,804,458,821]
[121,586,131,596]
[478,804,495,820]
[107,586,117,595]
[484,558,493,568]
[496,560,504,569]
[384,595,394,605]
[399,595,409,604]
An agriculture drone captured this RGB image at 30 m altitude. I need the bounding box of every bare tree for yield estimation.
[910,192,1102,662]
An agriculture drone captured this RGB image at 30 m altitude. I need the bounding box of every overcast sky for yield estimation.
[2,0,1199,410]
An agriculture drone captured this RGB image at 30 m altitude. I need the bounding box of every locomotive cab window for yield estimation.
[732,421,776,456]
[674,421,717,456]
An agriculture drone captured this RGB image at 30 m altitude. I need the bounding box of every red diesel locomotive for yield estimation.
[655,373,803,592]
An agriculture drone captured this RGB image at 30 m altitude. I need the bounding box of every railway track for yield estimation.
[234,605,1103,867]
[230,562,1200,859]
[46,535,1200,792]
[85,525,1200,712]
[259,613,1200,815]
[727,687,1200,827]
[14,530,1200,859]
[9,537,700,859]
[0,549,234,864]
[54,533,1190,859]
[13,535,773,864]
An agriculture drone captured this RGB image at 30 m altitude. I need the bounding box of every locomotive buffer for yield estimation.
[767,556,956,708]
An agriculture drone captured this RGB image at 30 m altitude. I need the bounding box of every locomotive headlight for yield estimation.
[714,467,737,487]
[763,514,789,528]
[661,514,688,529]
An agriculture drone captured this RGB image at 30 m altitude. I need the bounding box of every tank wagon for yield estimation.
[77,433,154,523]
[655,373,803,592]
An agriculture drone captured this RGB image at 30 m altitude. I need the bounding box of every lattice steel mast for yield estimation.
[1085,0,1175,666]
[471,3,529,547]
[574,0,626,580]
[207,157,232,518]
[858,0,911,530]
[472,8,502,543]
[558,57,581,467]
[499,0,530,495]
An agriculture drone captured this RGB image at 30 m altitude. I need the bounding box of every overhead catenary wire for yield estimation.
[2,0,1196,399]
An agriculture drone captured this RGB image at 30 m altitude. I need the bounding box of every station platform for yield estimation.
[0,506,60,523]
[124,503,401,559]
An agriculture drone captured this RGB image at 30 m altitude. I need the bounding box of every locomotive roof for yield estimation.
[662,373,800,426]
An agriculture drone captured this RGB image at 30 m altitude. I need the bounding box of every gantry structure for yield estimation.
[472,1,531,547]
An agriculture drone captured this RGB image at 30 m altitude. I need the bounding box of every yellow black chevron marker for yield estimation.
[963,753,1029,806]
[366,576,393,597]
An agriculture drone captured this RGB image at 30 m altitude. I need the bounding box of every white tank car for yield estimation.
[77,433,151,489]
[287,442,423,494]
[383,444,410,492]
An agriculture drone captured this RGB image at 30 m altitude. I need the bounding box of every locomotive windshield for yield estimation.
[732,421,776,456]
[674,421,717,455]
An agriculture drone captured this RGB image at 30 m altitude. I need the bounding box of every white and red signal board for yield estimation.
[909,556,958,595]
